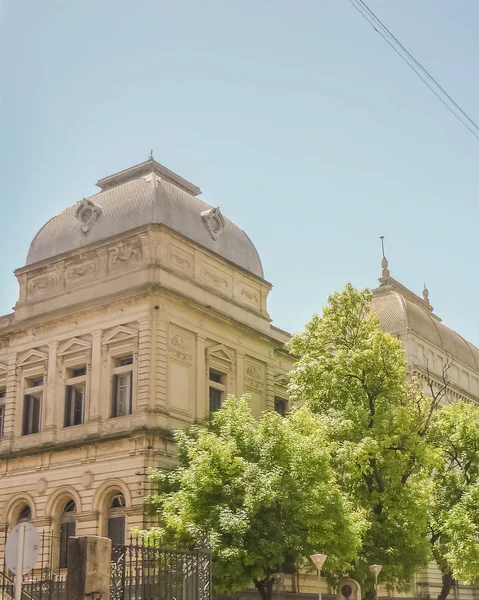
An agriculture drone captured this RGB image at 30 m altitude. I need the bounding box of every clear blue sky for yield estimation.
[1,1,478,340]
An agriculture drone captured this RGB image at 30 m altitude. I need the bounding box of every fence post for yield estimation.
[67,536,111,600]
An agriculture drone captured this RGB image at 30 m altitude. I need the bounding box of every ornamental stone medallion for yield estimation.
[201,207,225,241]
[75,198,103,233]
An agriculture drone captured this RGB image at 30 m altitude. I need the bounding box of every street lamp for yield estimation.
[369,565,382,600]
[310,554,328,600]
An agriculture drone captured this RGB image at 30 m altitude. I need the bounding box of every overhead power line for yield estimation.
[347,0,479,141]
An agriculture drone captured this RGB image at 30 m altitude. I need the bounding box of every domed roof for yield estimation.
[372,283,479,373]
[26,159,264,278]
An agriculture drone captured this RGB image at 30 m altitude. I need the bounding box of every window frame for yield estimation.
[22,376,44,436]
[106,492,127,545]
[111,354,134,418]
[64,366,87,428]
[274,397,288,417]
[208,368,226,413]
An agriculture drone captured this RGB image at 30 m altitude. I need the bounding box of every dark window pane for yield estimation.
[274,398,287,417]
[111,494,126,509]
[209,370,223,384]
[23,395,41,435]
[112,372,132,417]
[31,397,40,433]
[59,520,76,568]
[108,516,125,545]
[18,505,32,523]
[73,387,84,425]
[119,356,133,367]
[32,378,43,387]
[72,367,86,378]
[209,387,222,413]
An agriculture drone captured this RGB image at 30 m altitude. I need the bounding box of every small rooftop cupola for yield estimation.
[96,156,202,196]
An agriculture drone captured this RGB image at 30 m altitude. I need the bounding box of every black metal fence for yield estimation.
[111,536,212,600]
[0,528,68,600]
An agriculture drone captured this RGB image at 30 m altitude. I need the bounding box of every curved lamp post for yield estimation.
[369,565,382,600]
[310,554,328,600]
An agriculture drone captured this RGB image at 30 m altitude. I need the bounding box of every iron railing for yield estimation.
[111,536,212,600]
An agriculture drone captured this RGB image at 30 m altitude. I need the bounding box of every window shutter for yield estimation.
[32,396,41,434]
[111,375,118,418]
[22,395,31,436]
[64,385,72,427]
[128,371,133,415]
[73,387,83,425]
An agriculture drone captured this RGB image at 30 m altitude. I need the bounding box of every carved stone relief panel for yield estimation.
[168,326,195,414]
[239,285,260,308]
[28,272,57,298]
[244,358,265,391]
[198,262,233,295]
[166,244,194,277]
[168,326,194,364]
[65,257,99,285]
[109,241,143,269]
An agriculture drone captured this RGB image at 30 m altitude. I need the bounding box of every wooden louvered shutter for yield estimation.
[128,371,133,415]
[64,385,72,427]
[22,395,31,435]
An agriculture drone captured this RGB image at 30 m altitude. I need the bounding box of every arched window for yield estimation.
[59,500,76,568]
[107,493,126,545]
[18,504,32,523]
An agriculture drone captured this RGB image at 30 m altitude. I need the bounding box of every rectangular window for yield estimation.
[64,386,84,427]
[111,355,134,418]
[22,394,41,435]
[108,516,126,545]
[274,397,288,417]
[64,367,87,427]
[209,369,226,413]
[59,520,76,568]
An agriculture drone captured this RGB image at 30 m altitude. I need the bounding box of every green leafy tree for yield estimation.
[428,401,479,599]
[288,284,437,598]
[142,396,365,600]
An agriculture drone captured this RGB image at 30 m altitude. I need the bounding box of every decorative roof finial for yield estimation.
[149,150,154,160]
[422,282,433,311]
[379,236,390,280]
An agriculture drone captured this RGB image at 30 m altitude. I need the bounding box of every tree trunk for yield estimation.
[437,572,455,600]
[254,577,275,600]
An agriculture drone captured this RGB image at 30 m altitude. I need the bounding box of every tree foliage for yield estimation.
[288,284,436,594]
[142,396,365,600]
[429,401,479,592]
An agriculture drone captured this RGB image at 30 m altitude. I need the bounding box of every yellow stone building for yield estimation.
[0,157,477,600]
[0,158,294,568]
